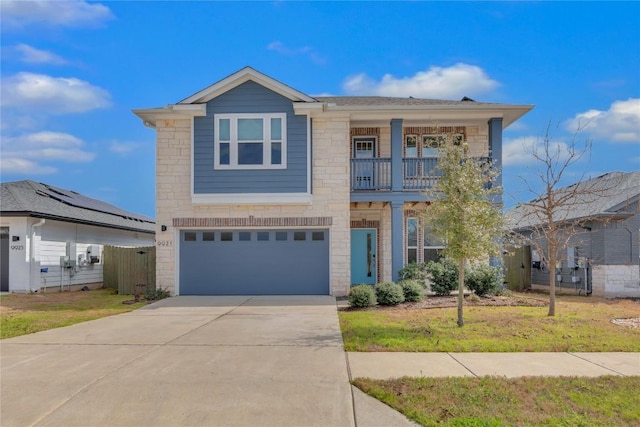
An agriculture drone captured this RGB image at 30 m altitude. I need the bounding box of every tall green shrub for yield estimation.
[466,264,502,296]
[398,262,429,282]
[426,258,459,296]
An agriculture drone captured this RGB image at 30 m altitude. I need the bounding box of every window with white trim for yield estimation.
[406,217,418,264]
[214,113,286,169]
[406,217,446,264]
[423,224,445,263]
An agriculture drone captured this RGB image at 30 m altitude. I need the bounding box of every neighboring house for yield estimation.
[133,66,532,296]
[507,171,640,298]
[0,180,155,293]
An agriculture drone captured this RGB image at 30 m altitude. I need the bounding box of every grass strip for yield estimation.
[354,376,640,426]
[1,289,146,339]
[339,302,640,352]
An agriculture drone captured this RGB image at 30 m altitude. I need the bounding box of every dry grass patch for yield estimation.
[339,294,640,352]
[1,289,146,339]
[354,376,640,426]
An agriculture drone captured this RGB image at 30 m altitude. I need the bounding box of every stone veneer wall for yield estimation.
[154,117,352,296]
[591,265,640,298]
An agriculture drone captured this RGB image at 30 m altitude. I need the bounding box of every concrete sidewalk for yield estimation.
[347,351,640,380]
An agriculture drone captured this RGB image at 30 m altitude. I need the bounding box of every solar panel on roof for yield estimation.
[38,185,153,223]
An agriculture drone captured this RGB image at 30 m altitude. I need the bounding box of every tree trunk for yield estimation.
[457,259,465,327]
[548,251,556,316]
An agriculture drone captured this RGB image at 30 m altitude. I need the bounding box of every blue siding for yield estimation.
[193,81,308,194]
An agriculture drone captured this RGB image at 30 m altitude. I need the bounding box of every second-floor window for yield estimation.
[214,113,287,170]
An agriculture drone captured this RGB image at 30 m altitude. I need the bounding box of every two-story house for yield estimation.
[133,67,533,296]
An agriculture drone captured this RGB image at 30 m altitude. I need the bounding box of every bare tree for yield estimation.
[507,124,620,316]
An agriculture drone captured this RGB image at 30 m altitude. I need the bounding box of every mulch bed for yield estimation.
[339,295,548,311]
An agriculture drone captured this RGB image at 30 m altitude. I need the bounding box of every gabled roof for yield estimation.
[179,66,317,104]
[507,171,640,229]
[133,66,533,128]
[0,180,155,233]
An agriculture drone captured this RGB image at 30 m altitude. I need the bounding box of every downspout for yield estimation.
[29,219,45,292]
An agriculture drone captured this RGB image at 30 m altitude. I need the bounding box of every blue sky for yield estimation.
[1,1,638,218]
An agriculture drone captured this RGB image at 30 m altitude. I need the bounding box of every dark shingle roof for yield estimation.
[313,96,494,107]
[0,180,155,234]
[507,171,640,229]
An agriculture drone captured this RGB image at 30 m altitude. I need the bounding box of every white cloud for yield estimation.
[15,44,67,65]
[1,72,111,114]
[0,0,113,29]
[109,141,138,155]
[342,63,500,99]
[267,41,326,65]
[0,158,57,175]
[1,131,95,175]
[503,135,571,167]
[565,98,640,143]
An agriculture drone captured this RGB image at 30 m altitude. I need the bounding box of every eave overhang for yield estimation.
[132,104,207,128]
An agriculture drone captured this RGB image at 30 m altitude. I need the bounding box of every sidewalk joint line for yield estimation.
[567,352,627,376]
[447,353,478,378]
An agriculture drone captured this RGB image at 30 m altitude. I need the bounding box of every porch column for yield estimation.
[488,117,503,270]
[390,118,403,192]
[488,117,503,197]
[391,201,404,282]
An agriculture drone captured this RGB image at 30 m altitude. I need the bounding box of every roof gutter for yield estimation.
[1,212,155,235]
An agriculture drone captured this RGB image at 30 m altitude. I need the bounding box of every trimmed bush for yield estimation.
[398,262,429,282]
[375,282,405,306]
[426,258,459,296]
[399,280,424,302]
[348,285,377,308]
[466,264,502,296]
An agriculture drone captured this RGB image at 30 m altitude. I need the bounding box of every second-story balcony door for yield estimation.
[353,137,376,190]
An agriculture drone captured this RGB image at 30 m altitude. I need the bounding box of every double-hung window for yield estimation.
[215,113,286,169]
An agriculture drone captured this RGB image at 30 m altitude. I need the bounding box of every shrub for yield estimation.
[399,280,424,302]
[144,287,171,301]
[466,264,503,296]
[426,258,459,296]
[398,262,429,282]
[375,282,405,306]
[348,285,377,308]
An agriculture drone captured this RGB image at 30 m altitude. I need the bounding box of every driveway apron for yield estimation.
[1,296,355,427]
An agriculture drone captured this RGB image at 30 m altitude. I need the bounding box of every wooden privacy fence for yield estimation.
[103,246,156,295]
[504,245,531,292]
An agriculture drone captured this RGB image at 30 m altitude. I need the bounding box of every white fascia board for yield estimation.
[293,102,325,115]
[325,103,534,127]
[179,67,316,104]
[132,104,206,128]
[192,193,313,205]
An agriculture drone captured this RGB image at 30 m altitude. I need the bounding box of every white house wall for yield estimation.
[3,218,154,292]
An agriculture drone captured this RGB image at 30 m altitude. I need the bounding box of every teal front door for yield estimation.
[351,229,377,285]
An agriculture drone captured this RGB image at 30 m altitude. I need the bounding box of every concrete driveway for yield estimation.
[1,296,355,427]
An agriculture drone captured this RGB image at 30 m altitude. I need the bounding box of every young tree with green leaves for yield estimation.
[424,138,504,327]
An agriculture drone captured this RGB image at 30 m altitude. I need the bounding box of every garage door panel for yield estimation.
[180,230,329,295]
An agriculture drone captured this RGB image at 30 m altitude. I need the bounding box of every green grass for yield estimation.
[339,297,640,352]
[1,289,146,339]
[354,376,640,426]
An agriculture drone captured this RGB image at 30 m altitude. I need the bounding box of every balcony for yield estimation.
[350,157,491,192]
[350,157,442,191]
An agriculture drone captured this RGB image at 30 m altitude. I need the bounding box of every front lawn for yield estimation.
[339,294,640,352]
[354,376,640,426]
[0,289,147,339]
